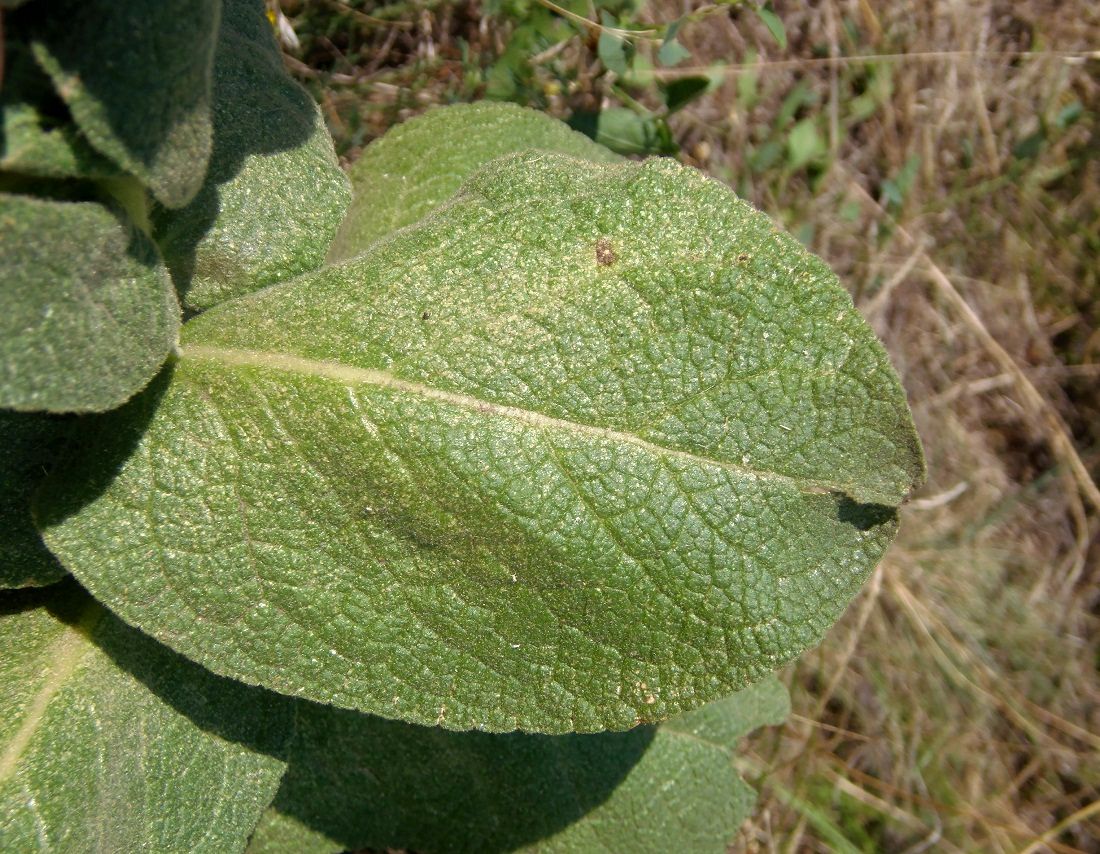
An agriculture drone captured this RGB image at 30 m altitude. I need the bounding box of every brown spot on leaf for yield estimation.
[595,238,617,267]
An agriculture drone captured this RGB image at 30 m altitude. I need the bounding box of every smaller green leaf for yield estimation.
[0,411,70,588]
[594,107,675,155]
[327,102,621,263]
[1055,101,1083,129]
[18,0,220,208]
[787,118,825,170]
[755,4,787,50]
[737,48,760,109]
[0,581,291,853]
[1012,129,1045,161]
[0,193,180,413]
[881,154,920,209]
[152,0,351,311]
[657,37,692,68]
[248,678,789,854]
[776,81,815,129]
[662,76,710,114]
[597,13,633,76]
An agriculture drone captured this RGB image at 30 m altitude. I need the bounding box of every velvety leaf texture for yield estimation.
[41,152,924,733]
[247,677,789,854]
[0,41,122,181]
[152,0,351,311]
[0,581,291,852]
[20,0,220,208]
[327,101,622,263]
[0,194,180,413]
[0,412,69,588]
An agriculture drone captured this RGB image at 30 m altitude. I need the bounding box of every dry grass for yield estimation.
[667,3,1100,851]
[284,1,1100,849]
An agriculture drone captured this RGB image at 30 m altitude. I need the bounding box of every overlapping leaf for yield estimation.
[326,101,622,262]
[0,194,180,412]
[0,41,121,180]
[249,677,788,854]
[0,412,69,588]
[152,0,351,311]
[41,151,924,733]
[0,581,291,852]
[17,0,220,208]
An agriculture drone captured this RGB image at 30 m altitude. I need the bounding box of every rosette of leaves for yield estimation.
[1,3,924,847]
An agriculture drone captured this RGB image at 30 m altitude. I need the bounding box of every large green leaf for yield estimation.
[41,152,924,733]
[18,0,220,208]
[152,0,351,311]
[327,101,622,263]
[0,412,69,588]
[0,41,122,180]
[0,581,291,852]
[248,677,789,854]
[0,194,180,412]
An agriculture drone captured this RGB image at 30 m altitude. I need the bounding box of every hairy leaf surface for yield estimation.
[41,153,924,733]
[0,194,180,412]
[152,0,351,311]
[0,413,69,588]
[0,581,290,852]
[248,677,788,854]
[0,41,121,180]
[327,101,621,263]
[19,0,220,207]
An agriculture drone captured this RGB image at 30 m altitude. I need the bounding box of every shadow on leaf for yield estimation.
[149,0,325,308]
[41,577,296,759]
[834,495,898,532]
[263,701,655,854]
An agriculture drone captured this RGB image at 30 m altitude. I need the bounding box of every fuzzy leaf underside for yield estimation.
[41,152,924,733]
[0,413,69,588]
[327,101,622,263]
[248,677,790,854]
[19,0,220,208]
[152,0,351,311]
[0,582,290,853]
[0,194,180,412]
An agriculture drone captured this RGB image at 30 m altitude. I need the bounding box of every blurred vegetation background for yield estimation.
[271,0,1099,849]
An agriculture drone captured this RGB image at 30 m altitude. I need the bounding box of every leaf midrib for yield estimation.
[180,344,848,497]
[0,603,102,785]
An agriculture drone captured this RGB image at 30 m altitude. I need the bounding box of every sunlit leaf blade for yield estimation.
[0,194,180,412]
[152,0,350,312]
[41,152,924,733]
[0,41,121,180]
[18,0,220,208]
[0,412,69,588]
[326,101,621,263]
[248,678,788,854]
[0,581,291,852]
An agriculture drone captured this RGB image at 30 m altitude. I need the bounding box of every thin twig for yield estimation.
[843,174,1100,516]
[320,0,413,28]
[809,562,884,723]
[649,49,1100,79]
[532,0,658,39]
[1016,799,1100,854]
